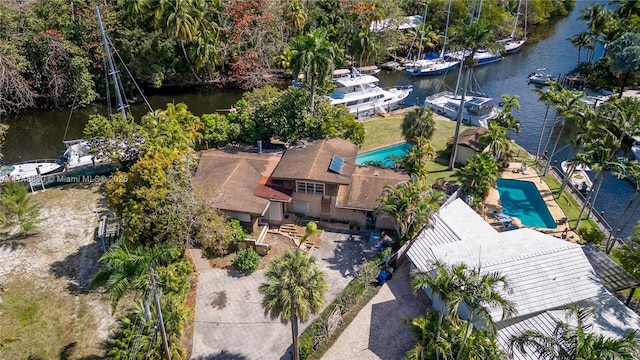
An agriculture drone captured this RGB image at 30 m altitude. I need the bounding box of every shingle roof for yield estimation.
[271,138,358,185]
[192,148,285,215]
[458,127,488,151]
[335,166,410,210]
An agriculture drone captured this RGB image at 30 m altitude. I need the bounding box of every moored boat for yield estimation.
[0,159,63,183]
[424,91,499,128]
[527,69,557,86]
[560,160,593,194]
[329,68,412,118]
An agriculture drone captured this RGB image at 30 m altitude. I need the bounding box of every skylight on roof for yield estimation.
[329,155,345,174]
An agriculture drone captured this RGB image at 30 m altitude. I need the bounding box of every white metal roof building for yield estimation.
[406,198,640,359]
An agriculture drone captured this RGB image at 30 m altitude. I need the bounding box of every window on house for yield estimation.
[296,181,325,195]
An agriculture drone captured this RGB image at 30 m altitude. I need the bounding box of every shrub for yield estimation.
[577,227,605,245]
[232,248,260,274]
[229,219,247,244]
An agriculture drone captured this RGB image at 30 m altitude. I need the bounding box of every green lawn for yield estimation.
[361,115,470,183]
[542,174,599,234]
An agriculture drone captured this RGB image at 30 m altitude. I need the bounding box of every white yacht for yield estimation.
[424,91,499,128]
[61,139,109,171]
[329,68,412,118]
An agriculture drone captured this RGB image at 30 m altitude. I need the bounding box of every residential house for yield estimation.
[406,198,640,359]
[192,146,291,233]
[193,138,410,231]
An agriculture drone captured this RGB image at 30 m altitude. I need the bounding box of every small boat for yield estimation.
[560,160,592,194]
[446,49,504,66]
[357,65,381,76]
[380,61,402,71]
[497,0,527,53]
[0,160,63,183]
[329,68,413,118]
[424,91,499,128]
[527,69,557,86]
[632,143,640,162]
[408,57,460,77]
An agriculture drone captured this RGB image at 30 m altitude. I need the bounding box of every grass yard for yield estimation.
[361,114,470,183]
[542,174,599,233]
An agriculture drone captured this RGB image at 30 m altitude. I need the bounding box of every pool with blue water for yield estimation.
[496,178,557,229]
[356,142,413,166]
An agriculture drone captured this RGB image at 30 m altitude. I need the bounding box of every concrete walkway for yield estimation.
[322,262,430,360]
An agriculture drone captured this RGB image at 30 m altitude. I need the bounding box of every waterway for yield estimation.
[4,1,634,238]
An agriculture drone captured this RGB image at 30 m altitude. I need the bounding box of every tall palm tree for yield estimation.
[289,29,336,110]
[578,3,611,62]
[510,305,640,359]
[395,138,435,181]
[259,249,328,360]
[612,0,640,20]
[448,20,502,170]
[533,82,563,161]
[402,107,436,145]
[376,180,445,245]
[404,310,463,360]
[91,242,180,311]
[608,161,640,252]
[411,261,465,360]
[567,32,593,63]
[493,94,521,134]
[542,88,584,176]
[454,265,517,360]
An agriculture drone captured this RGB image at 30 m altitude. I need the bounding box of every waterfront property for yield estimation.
[192,138,410,232]
[355,142,412,166]
[407,198,640,360]
[496,178,558,229]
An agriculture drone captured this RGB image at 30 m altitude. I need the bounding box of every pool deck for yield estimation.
[485,162,579,242]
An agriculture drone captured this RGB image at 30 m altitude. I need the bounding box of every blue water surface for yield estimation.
[497,178,558,229]
[356,142,413,166]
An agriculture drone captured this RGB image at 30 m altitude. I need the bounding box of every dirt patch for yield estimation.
[0,182,117,359]
[209,232,299,271]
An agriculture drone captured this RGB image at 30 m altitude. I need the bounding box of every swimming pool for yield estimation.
[356,142,413,166]
[496,178,557,229]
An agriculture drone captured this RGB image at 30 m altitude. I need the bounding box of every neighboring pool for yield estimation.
[496,178,557,229]
[356,142,413,166]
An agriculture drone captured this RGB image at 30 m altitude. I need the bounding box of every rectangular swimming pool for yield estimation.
[356,142,413,166]
[496,178,557,229]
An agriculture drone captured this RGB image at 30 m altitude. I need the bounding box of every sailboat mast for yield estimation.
[512,0,522,39]
[440,0,453,59]
[95,6,128,120]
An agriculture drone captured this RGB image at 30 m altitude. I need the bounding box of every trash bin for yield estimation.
[378,270,389,286]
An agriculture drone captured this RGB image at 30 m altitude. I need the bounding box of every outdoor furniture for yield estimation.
[488,209,513,224]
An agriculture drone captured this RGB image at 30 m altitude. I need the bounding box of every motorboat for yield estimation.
[632,143,640,162]
[527,69,557,86]
[560,160,592,194]
[329,68,412,118]
[0,160,63,183]
[357,65,381,76]
[424,91,499,128]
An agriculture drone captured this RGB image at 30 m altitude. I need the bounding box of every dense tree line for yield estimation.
[0,0,576,114]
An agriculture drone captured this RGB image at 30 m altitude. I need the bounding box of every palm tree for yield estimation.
[91,242,180,311]
[612,228,640,281]
[283,0,307,34]
[289,29,336,110]
[455,153,500,204]
[454,265,517,360]
[608,162,640,252]
[402,107,436,145]
[542,88,584,176]
[510,305,640,359]
[493,94,521,134]
[394,138,435,181]
[567,32,593,63]
[578,3,611,62]
[259,249,328,360]
[533,82,563,161]
[154,0,205,82]
[411,261,465,360]
[612,0,640,20]
[448,20,502,170]
[404,310,463,360]
[376,180,445,245]
[480,122,511,160]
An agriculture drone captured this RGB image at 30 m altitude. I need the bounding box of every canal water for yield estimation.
[5,1,634,238]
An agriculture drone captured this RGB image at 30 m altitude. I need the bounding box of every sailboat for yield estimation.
[407,0,460,77]
[60,6,151,177]
[498,0,527,53]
